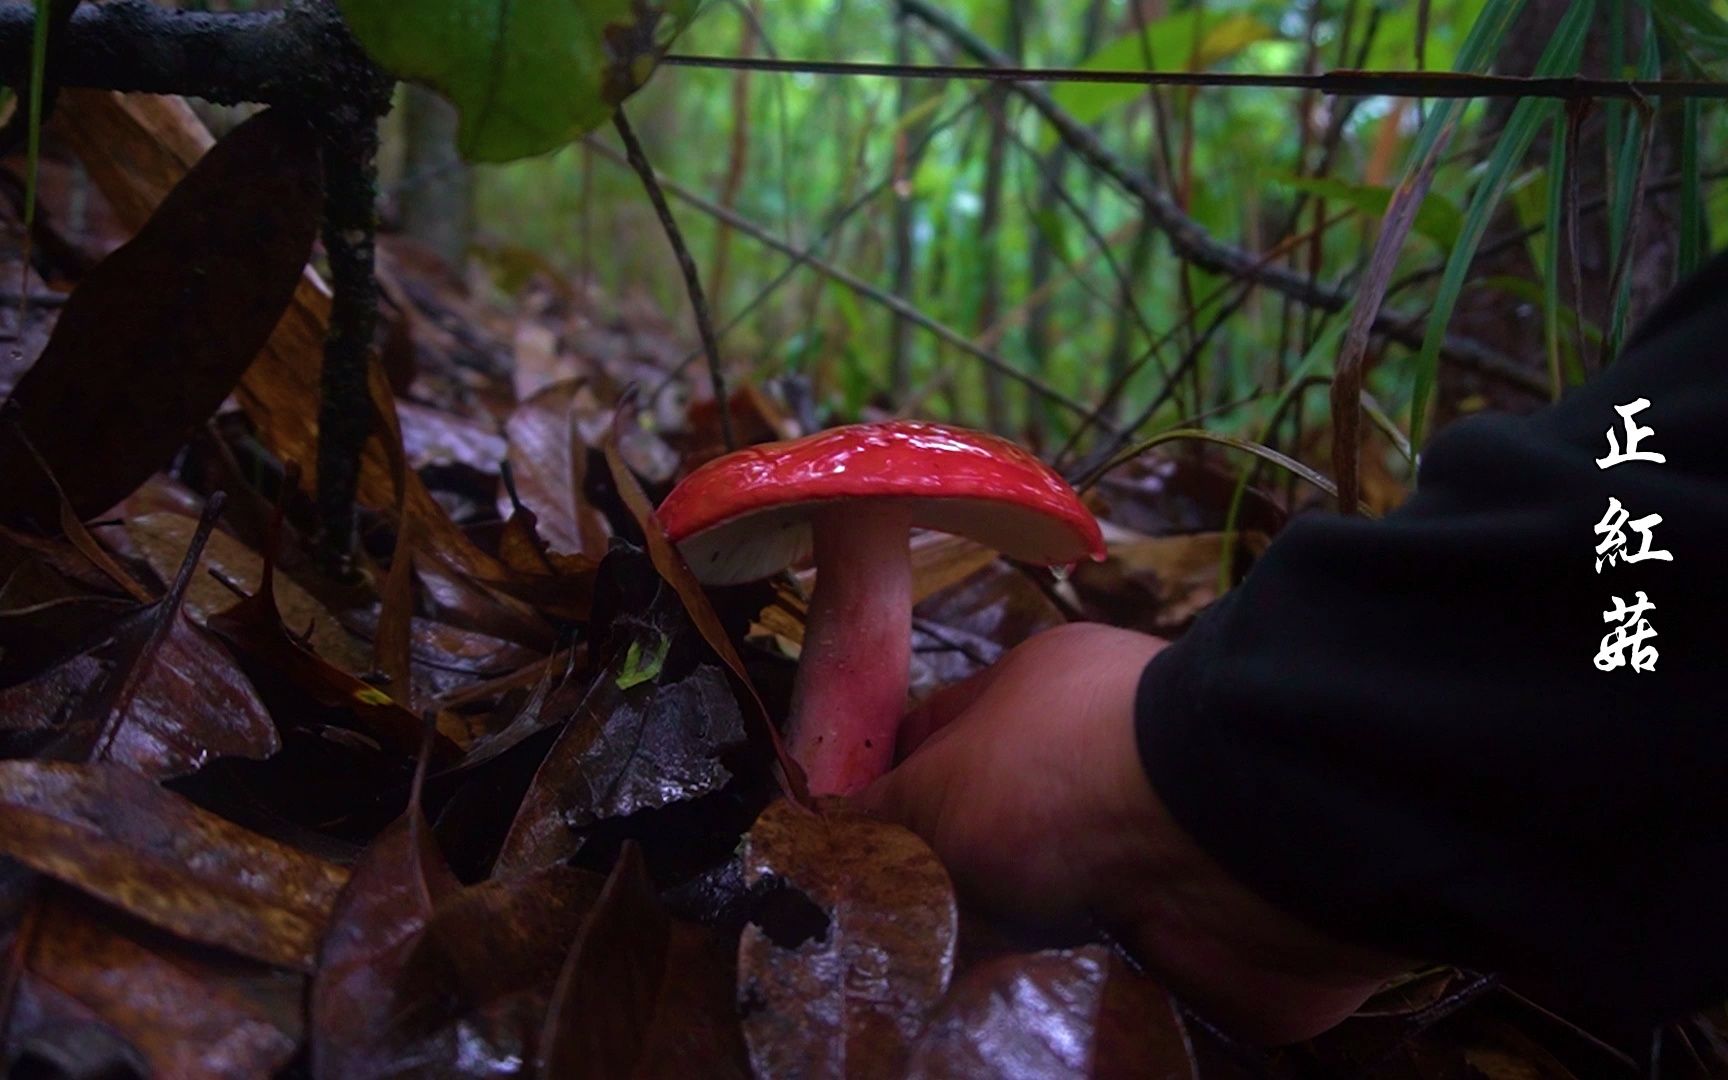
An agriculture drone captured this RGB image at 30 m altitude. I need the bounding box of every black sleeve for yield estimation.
[1136,251,1728,1024]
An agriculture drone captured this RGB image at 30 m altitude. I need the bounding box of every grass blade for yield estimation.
[1409,0,1595,449]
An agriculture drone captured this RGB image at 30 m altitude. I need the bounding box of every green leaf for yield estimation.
[1052,12,1277,129]
[23,0,50,234]
[615,633,670,690]
[337,0,700,163]
[1278,175,1463,249]
[1409,0,1595,449]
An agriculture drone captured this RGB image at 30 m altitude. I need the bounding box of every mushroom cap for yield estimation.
[657,420,1106,585]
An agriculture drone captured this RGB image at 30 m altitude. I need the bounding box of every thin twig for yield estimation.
[613,108,735,451]
[896,0,1537,393]
[661,53,1728,100]
[584,133,1112,431]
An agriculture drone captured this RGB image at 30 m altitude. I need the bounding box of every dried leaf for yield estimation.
[738,799,957,1078]
[0,760,348,970]
[497,549,746,874]
[311,810,460,1080]
[55,89,515,586]
[126,510,372,676]
[538,843,748,1079]
[0,107,321,522]
[503,379,611,558]
[19,897,298,1080]
[905,946,1195,1080]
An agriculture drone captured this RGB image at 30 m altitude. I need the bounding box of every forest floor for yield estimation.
[0,90,1722,1079]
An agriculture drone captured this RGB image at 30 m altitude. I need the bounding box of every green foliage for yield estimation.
[457,0,1724,462]
[1052,10,1278,128]
[23,0,50,234]
[1278,175,1462,249]
[340,0,700,162]
[1408,0,1592,449]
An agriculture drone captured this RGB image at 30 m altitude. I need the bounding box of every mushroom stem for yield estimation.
[786,504,914,796]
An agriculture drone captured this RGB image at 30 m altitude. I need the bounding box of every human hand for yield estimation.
[859,622,1411,1044]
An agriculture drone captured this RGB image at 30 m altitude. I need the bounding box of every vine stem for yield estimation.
[613,107,735,452]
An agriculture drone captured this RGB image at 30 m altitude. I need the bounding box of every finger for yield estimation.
[897,662,1003,757]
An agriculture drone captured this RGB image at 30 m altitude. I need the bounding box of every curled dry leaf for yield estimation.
[537,843,748,1079]
[905,946,1196,1080]
[126,510,373,676]
[0,106,321,523]
[738,799,958,1079]
[15,897,299,1080]
[502,379,612,559]
[204,519,442,760]
[0,760,348,971]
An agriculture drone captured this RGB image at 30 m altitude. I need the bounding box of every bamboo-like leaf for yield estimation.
[22,0,49,236]
[1602,24,1662,362]
[1680,97,1702,279]
[1409,0,1594,448]
[1543,109,1568,397]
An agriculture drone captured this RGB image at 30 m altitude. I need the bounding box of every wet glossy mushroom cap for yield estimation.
[657,420,1106,585]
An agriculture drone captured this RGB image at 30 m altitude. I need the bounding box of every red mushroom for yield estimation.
[657,420,1104,796]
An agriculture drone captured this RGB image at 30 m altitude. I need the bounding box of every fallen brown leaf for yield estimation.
[538,842,748,1079]
[0,760,348,971]
[0,106,321,523]
[738,799,957,1079]
[905,946,1195,1080]
[18,895,299,1079]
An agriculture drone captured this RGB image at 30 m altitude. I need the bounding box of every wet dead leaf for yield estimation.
[18,896,299,1079]
[503,379,612,558]
[606,415,803,803]
[1072,530,1269,635]
[56,88,513,585]
[126,510,372,676]
[905,946,1195,1080]
[0,107,321,523]
[0,760,348,971]
[496,547,746,875]
[538,842,748,1079]
[0,502,277,778]
[310,810,460,1080]
[203,508,441,760]
[334,866,606,1077]
[738,799,957,1079]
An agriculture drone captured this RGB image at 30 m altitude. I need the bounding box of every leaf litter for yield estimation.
[0,80,1699,1080]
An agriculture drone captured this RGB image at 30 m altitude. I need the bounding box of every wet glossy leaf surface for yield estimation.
[0,75,1689,1080]
[499,547,748,874]
[14,895,300,1080]
[0,107,320,523]
[906,946,1195,1080]
[0,760,348,971]
[738,799,958,1078]
[537,843,748,1078]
